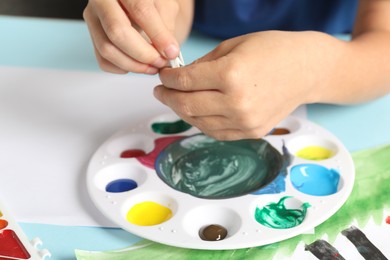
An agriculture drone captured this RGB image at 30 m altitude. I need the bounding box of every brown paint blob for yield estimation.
[271,128,290,135]
[199,224,228,241]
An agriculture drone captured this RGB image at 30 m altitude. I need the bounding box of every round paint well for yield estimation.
[253,196,310,229]
[106,179,138,193]
[182,205,241,240]
[94,162,147,192]
[106,133,154,158]
[286,135,338,161]
[155,134,284,199]
[290,164,341,196]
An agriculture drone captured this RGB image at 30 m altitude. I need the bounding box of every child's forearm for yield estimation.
[315,0,390,104]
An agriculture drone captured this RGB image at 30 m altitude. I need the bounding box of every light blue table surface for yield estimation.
[1,15,390,259]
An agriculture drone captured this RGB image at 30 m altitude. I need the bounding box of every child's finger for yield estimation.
[159,54,239,93]
[153,85,227,116]
[84,7,159,74]
[94,0,167,67]
[124,0,180,59]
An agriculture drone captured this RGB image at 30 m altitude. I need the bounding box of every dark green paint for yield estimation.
[156,134,284,199]
[151,120,192,134]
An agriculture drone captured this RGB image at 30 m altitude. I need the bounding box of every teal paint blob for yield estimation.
[155,134,283,199]
[254,196,311,229]
[290,164,340,196]
[106,179,138,193]
[151,120,192,134]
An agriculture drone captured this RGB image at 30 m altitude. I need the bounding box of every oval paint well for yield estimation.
[290,164,340,196]
[120,149,146,158]
[254,196,310,229]
[295,146,333,160]
[199,224,228,241]
[156,134,284,199]
[151,120,192,134]
[126,201,172,226]
[106,179,138,193]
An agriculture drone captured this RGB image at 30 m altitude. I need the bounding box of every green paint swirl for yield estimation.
[156,134,283,199]
[151,120,192,134]
[255,196,311,229]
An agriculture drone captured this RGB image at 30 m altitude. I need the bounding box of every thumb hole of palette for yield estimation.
[86,113,355,249]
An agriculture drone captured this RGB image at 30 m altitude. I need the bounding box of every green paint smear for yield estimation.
[76,144,390,260]
[151,120,192,134]
[156,134,284,199]
[254,196,311,229]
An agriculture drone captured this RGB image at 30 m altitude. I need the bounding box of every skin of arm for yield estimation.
[83,0,194,74]
[154,0,390,140]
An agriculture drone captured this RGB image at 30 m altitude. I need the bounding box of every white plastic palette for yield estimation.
[86,113,355,250]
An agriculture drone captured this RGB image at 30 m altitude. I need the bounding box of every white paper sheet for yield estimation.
[0,67,306,227]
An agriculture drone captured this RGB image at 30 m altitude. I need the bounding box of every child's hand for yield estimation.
[154,31,345,140]
[83,0,181,74]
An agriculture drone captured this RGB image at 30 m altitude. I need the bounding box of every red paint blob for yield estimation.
[137,136,185,169]
[386,216,390,224]
[0,219,8,229]
[0,230,31,259]
[120,149,146,158]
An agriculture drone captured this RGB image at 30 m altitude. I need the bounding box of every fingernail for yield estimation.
[164,44,179,59]
[146,66,158,75]
[153,57,167,68]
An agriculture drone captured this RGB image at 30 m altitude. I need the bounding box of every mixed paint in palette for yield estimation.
[0,200,50,259]
[86,113,355,249]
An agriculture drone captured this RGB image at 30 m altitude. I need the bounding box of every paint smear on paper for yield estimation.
[290,164,340,196]
[151,120,192,134]
[296,146,333,160]
[254,196,310,229]
[120,149,146,158]
[341,226,387,260]
[305,240,345,260]
[156,134,284,199]
[126,201,172,226]
[105,179,138,193]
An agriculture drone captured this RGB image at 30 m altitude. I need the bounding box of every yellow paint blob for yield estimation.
[295,146,333,160]
[126,201,172,226]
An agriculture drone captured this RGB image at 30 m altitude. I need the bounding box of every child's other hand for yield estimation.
[155,31,345,140]
[83,0,181,74]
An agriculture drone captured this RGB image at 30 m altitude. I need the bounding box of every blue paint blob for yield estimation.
[252,142,291,195]
[106,179,138,193]
[290,164,340,196]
